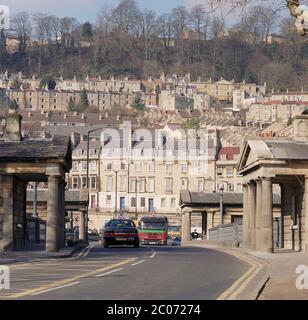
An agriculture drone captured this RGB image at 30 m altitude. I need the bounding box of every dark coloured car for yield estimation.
[102,219,140,248]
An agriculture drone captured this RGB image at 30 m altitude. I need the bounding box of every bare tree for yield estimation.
[157,13,174,48]
[11,12,32,54]
[189,4,210,40]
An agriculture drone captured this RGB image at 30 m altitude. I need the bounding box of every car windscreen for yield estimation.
[140,222,166,230]
[168,226,180,232]
[107,220,134,228]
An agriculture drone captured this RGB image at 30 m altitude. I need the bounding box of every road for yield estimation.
[0,244,249,300]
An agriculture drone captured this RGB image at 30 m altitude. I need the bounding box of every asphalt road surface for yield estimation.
[0,244,249,300]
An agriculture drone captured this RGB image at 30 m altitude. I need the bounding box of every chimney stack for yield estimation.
[3,108,22,142]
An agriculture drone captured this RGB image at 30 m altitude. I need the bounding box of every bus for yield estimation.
[139,216,168,245]
[167,226,181,241]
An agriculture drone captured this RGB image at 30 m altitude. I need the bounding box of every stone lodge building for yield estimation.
[238,112,308,253]
[0,108,72,252]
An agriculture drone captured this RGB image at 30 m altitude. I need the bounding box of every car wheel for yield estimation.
[134,242,140,248]
[103,240,109,248]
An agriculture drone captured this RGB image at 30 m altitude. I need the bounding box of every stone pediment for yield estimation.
[238,139,273,171]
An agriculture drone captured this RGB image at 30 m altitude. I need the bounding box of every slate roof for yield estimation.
[265,140,308,160]
[0,135,71,161]
[180,190,281,207]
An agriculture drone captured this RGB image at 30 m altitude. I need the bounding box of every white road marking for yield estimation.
[95,268,123,278]
[131,260,146,266]
[149,252,157,259]
[30,282,80,296]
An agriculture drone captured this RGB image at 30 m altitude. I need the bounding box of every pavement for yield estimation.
[0,244,249,300]
[0,242,87,265]
[184,240,308,300]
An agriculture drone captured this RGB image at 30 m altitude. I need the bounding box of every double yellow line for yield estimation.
[217,250,266,300]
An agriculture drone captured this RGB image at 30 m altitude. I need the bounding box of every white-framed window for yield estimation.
[81,161,87,171]
[90,161,97,172]
[165,178,173,193]
[165,163,173,173]
[106,176,113,192]
[72,161,78,172]
[181,178,188,190]
[131,197,136,208]
[138,178,145,193]
[197,179,204,192]
[197,161,204,173]
[227,183,234,192]
[81,176,87,189]
[217,167,223,176]
[135,162,141,172]
[161,198,166,208]
[148,161,155,172]
[148,178,155,193]
[226,167,233,177]
[106,162,112,170]
[72,176,79,189]
[129,179,136,193]
[237,183,242,192]
[119,176,126,192]
[181,163,188,173]
[89,149,96,157]
[121,162,126,170]
[140,197,146,208]
[90,176,96,190]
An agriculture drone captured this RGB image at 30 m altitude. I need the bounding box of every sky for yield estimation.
[0,0,192,22]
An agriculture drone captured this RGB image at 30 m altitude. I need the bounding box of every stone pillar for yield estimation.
[1,176,14,251]
[58,179,66,248]
[46,175,60,252]
[255,179,263,251]
[242,184,249,249]
[79,210,86,241]
[181,209,191,242]
[259,178,273,253]
[247,181,256,249]
[304,176,308,252]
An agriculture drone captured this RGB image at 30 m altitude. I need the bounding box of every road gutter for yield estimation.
[182,241,269,300]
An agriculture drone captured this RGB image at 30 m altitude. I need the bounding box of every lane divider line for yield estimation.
[95,268,123,278]
[30,282,80,296]
[149,252,157,259]
[131,260,146,266]
[5,257,137,299]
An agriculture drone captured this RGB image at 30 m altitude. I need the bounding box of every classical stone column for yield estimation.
[57,179,66,248]
[255,179,263,251]
[242,184,249,249]
[304,176,308,253]
[79,210,86,241]
[1,176,14,251]
[181,209,191,242]
[46,175,60,252]
[260,178,274,253]
[247,181,256,249]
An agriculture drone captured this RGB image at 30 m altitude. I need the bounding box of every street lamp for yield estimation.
[112,169,122,217]
[86,127,104,240]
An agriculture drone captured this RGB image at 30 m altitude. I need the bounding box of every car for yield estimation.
[102,219,140,248]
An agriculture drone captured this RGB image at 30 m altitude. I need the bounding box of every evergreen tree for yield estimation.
[10,99,19,109]
[68,96,74,112]
[0,30,6,69]
[131,94,146,111]
[79,89,89,111]
[82,22,93,41]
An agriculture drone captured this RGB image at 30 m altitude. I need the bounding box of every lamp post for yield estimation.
[86,127,104,241]
[112,169,121,217]
[218,186,224,225]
